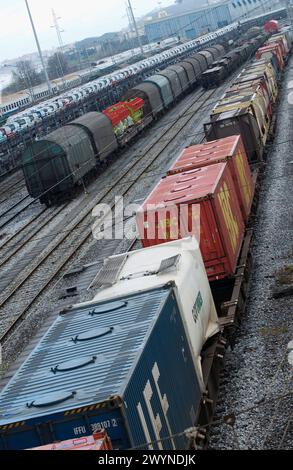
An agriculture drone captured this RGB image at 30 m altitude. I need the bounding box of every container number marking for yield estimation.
[192,291,203,324]
[73,419,118,436]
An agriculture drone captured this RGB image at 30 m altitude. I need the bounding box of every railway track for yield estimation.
[0,86,218,346]
[0,182,26,204]
[0,206,63,270]
[0,195,38,231]
[0,172,24,199]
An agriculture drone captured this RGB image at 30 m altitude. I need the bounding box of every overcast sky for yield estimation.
[0,0,175,62]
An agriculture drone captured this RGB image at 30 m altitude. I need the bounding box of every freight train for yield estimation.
[22,36,268,207]
[0,29,291,450]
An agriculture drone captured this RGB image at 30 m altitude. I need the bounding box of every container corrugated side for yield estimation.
[211,92,270,147]
[122,288,202,450]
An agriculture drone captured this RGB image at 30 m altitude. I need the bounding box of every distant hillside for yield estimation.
[76,32,120,49]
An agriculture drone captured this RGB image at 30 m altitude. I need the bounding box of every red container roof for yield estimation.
[29,432,112,451]
[103,105,130,126]
[125,97,144,111]
[168,136,240,175]
[145,163,228,206]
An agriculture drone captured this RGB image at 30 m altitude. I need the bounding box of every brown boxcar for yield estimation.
[137,162,245,281]
[204,108,263,163]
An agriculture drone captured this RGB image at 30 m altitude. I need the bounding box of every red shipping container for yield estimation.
[167,136,254,221]
[256,44,284,71]
[103,103,130,126]
[267,35,289,59]
[29,431,113,451]
[137,163,245,281]
[124,97,145,111]
[264,20,279,33]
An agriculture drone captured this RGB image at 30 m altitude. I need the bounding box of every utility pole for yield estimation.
[51,9,64,51]
[126,3,134,32]
[51,9,67,88]
[24,0,53,95]
[127,0,144,56]
[285,0,293,28]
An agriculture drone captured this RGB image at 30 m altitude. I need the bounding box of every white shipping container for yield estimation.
[85,237,220,390]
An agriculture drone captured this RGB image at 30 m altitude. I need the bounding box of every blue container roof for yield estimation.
[0,287,170,425]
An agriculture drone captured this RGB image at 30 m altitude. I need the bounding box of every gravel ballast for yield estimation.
[209,57,293,451]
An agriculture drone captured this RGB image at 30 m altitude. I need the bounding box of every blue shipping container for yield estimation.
[0,287,202,450]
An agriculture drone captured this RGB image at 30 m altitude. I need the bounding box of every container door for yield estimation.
[214,168,245,278]
[182,201,227,281]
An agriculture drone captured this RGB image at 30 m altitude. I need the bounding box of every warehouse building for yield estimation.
[228,0,283,21]
[144,0,283,42]
[144,2,233,42]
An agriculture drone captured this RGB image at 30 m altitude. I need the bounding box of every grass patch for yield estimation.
[259,326,289,336]
[276,265,293,285]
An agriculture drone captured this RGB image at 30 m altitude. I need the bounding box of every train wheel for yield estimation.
[40,196,51,207]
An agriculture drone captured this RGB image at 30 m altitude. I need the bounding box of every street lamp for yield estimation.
[127,0,144,56]
[24,0,53,95]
